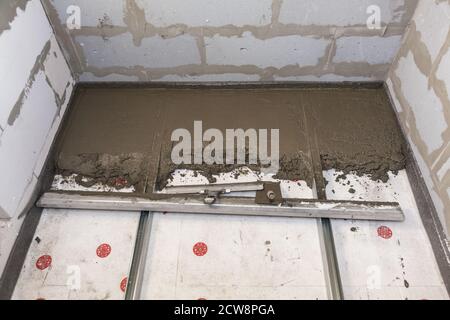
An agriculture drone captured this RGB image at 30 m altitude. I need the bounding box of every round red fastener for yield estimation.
[96,243,112,258]
[193,242,208,256]
[35,255,52,270]
[120,277,128,292]
[114,177,128,188]
[377,226,393,239]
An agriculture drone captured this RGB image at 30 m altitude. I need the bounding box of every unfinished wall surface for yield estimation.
[387,0,450,235]
[42,0,418,82]
[0,0,75,274]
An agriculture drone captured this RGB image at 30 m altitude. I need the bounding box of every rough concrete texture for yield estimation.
[55,88,313,192]
[387,0,450,235]
[309,88,407,182]
[53,86,406,195]
[41,0,418,82]
[56,153,150,190]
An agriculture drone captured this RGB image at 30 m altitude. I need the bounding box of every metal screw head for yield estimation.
[266,190,276,201]
[204,196,216,205]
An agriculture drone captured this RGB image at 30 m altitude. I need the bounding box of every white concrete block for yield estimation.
[0,0,52,128]
[50,0,127,27]
[0,72,58,218]
[205,32,330,69]
[137,0,272,27]
[279,0,406,26]
[43,35,73,99]
[414,0,450,62]
[77,33,201,69]
[333,36,402,64]
[395,52,446,153]
[33,81,75,177]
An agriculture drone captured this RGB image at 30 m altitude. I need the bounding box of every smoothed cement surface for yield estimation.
[54,86,406,194]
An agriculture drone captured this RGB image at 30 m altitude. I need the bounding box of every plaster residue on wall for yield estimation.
[387,0,450,234]
[41,0,418,82]
[0,0,75,221]
[0,0,31,35]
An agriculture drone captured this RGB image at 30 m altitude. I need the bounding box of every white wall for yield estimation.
[0,0,75,274]
[42,0,418,82]
[387,0,450,235]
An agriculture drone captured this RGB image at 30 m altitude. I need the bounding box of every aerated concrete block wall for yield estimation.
[42,0,418,82]
[387,0,450,236]
[0,0,75,272]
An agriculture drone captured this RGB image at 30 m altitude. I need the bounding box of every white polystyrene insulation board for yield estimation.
[325,169,449,300]
[140,169,330,300]
[13,209,140,300]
